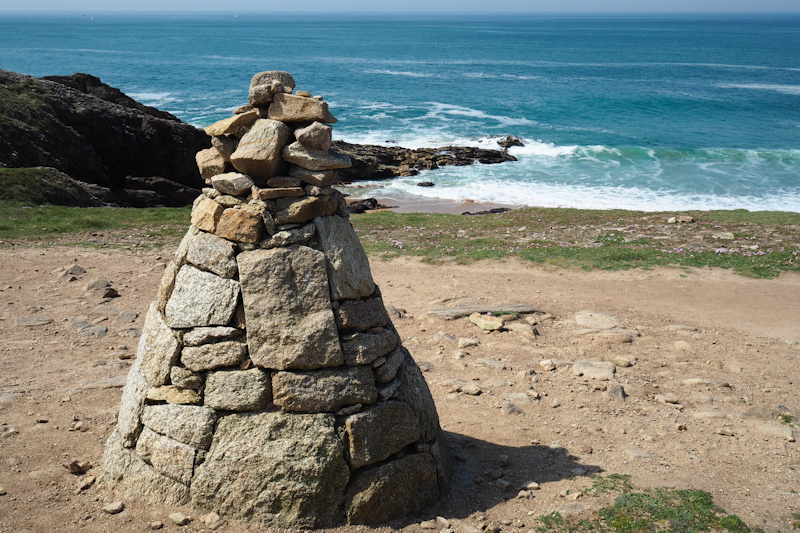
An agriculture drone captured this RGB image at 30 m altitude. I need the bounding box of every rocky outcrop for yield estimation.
[332,140,517,182]
[0,69,209,206]
[102,71,449,528]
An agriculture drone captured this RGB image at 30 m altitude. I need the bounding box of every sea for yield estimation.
[1,13,799,212]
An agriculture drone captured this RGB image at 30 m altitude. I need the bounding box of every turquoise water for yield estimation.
[1,13,799,210]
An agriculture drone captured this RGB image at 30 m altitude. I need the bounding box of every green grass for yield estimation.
[792,512,800,529]
[536,476,762,533]
[351,208,800,279]
[0,203,798,279]
[0,167,94,206]
[0,201,190,246]
[781,414,796,425]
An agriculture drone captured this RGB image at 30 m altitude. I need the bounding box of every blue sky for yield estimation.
[2,0,799,12]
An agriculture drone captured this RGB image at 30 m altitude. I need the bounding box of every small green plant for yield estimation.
[792,512,800,529]
[585,473,633,495]
[780,414,795,425]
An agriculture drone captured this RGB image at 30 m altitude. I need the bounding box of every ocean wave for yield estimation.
[717,83,800,95]
[363,69,435,78]
[425,102,537,127]
[127,92,178,106]
[463,72,542,80]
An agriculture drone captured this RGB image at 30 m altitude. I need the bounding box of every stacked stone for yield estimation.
[102,71,450,528]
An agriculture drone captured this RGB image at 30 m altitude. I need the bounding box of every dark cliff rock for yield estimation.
[0,69,209,206]
[331,141,516,183]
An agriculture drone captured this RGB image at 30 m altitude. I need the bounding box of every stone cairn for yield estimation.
[101,71,450,528]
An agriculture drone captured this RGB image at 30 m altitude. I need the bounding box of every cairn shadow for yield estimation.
[392,431,603,528]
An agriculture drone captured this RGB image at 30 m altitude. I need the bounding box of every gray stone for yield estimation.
[271,194,338,225]
[136,428,196,486]
[741,405,779,420]
[378,380,400,400]
[185,230,238,279]
[164,265,240,329]
[341,328,399,366]
[572,360,616,381]
[211,135,239,162]
[272,367,377,413]
[248,71,296,106]
[289,166,337,187]
[101,428,190,506]
[346,453,439,525]
[229,119,290,181]
[169,367,204,390]
[116,342,151,448]
[183,326,242,347]
[238,247,343,370]
[396,356,440,442]
[267,176,302,188]
[14,316,52,327]
[80,324,108,339]
[375,346,411,383]
[426,303,543,320]
[192,411,348,528]
[260,224,315,249]
[345,401,421,469]
[282,142,350,171]
[181,341,248,372]
[257,186,304,200]
[294,122,332,150]
[606,384,627,401]
[268,93,337,124]
[305,185,335,196]
[211,173,255,196]
[141,404,216,450]
[139,303,181,386]
[204,368,271,411]
[574,311,621,330]
[314,215,375,300]
[334,296,390,333]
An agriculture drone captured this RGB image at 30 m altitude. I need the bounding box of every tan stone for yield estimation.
[289,166,337,187]
[267,176,302,188]
[268,93,337,123]
[229,119,290,181]
[211,135,239,162]
[196,148,227,181]
[283,142,351,171]
[294,122,332,150]
[204,110,259,137]
[211,173,254,196]
[248,71,296,106]
[214,206,265,244]
[140,303,182,386]
[191,197,224,233]
[258,187,305,200]
[146,386,202,405]
[272,195,338,225]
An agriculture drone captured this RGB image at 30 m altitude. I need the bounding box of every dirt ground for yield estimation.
[0,245,798,532]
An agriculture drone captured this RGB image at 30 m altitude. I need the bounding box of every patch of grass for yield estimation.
[792,512,800,529]
[535,483,761,533]
[584,473,633,495]
[781,414,796,425]
[0,167,94,206]
[0,202,190,246]
[351,207,800,278]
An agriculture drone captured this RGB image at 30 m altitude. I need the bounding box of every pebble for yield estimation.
[539,359,556,371]
[168,512,191,526]
[579,444,593,454]
[102,501,125,514]
[458,338,479,348]
[0,487,6,496]
[149,521,164,530]
[522,480,540,490]
[420,519,437,529]
[516,489,532,499]
[78,475,96,491]
[496,479,512,491]
[436,516,451,529]
[717,428,734,436]
[202,511,222,529]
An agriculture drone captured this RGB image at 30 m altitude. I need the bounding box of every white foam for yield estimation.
[363,69,434,78]
[425,102,537,127]
[717,83,800,96]
[127,92,178,106]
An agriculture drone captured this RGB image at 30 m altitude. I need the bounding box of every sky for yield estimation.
[1,0,799,13]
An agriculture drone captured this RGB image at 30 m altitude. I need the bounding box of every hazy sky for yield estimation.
[2,0,799,13]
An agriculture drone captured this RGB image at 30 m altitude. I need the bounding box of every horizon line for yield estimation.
[3,10,800,15]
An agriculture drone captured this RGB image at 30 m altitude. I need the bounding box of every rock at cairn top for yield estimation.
[102,71,450,529]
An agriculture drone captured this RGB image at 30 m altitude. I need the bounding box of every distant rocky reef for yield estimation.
[0,69,518,207]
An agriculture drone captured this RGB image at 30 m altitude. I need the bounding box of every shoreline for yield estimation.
[350,195,523,215]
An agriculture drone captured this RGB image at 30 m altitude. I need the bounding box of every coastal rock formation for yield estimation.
[0,69,209,206]
[332,140,517,182]
[102,71,450,528]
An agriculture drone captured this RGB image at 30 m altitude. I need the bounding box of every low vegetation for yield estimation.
[536,474,762,532]
[1,201,798,278]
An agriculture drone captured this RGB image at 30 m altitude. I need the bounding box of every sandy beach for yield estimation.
[0,245,798,532]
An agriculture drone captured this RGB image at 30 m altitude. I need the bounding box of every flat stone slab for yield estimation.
[136,428,196,486]
[341,328,399,366]
[346,453,439,525]
[204,368,272,411]
[272,366,377,413]
[574,310,621,330]
[314,215,375,300]
[427,304,543,320]
[181,341,248,372]
[192,411,349,528]
[238,246,343,370]
[141,404,217,450]
[183,326,242,347]
[374,346,407,384]
[345,401,421,469]
[13,317,52,326]
[571,360,616,381]
[185,230,238,279]
[396,356,440,442]
[283,142,350,171]
[268,93,338,124]
[140,303,181,387]
[164,265,240,329]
